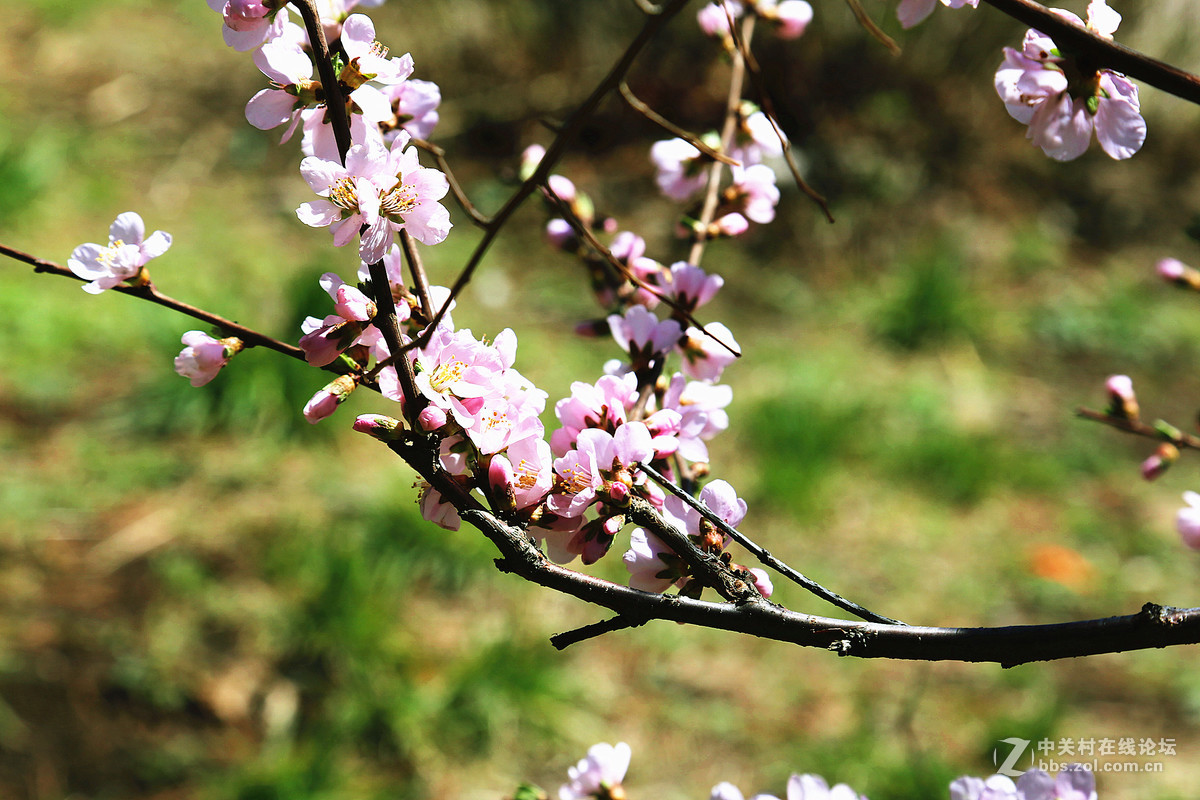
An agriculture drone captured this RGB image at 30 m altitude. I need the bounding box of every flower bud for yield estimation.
[303,374,357,424]
[1157,258,1200,290]
[1141,443,1179,481]
[418,405,448,432]
[770,1,814,39]
[352,413,403,441]
[710,212,749,238]
[545,174,577,204]
[519,144,546,181]
[1104,374,1138,421]
[488,455,518,514]
[1177,492,1200,550]
[544,218,577,251]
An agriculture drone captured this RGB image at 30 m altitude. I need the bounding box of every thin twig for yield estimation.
[618,81,740,166]
[412,137,491,226]
[542,188,742,358]
[407,0,693,354]
[400,230,434,323]
[842,0,901,56]
[1076,407,1200,449]
[0,244,308,363]
[687,10,753,267]
[638,461,904,625]
[730,18,834,223]
[551,614,651,649]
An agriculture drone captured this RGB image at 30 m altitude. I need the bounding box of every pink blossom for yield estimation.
[382,79,441,143]
[730,163,780,224]
[896,0,978,29]
[413,327,509,427]
[766,1,814,39]
[495,435,554,510]
[174,331,241,387]
[651,138,709,201]
[558,742,632,800]
[787,774,867,800]
[548,423,652,518]
[68,212,172,294]
[697,2,743,37]
[748,568,774,599]
[297,133,450,264]
[1016,766,1097,800]
[417,482,462,531]
[623,527,683,592]
[608,305,683,366]
[712,212,750,238]
[662,262,724,312]
[338,14,415,128]
[994,4,1144,161]
[733,107,785,167]
[352,413,402,441]
[551,373,639,456]
[206,0,286,51]
[661,479,747,548]
[245,40,316,141]
[949,774,1019,800]
[298,273,378,366]
[1177,492,1200,550]
[678,322,739,382]
[660,374,732,463]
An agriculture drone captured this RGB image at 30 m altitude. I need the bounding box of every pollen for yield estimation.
[514,459,540,490]
[560,465,594,494]
[96,239,126,267]
[369,41,389,59]
[330,177,360,211]
[427,357,466,393]
[379,184,418,217]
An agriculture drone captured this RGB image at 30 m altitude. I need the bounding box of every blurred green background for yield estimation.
[5,0,1200,798]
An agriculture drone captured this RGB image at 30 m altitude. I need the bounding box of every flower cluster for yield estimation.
[993,0,1144,161]
[539,742,1098,800]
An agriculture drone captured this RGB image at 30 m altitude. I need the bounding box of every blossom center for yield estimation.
[329,177,360,212]
[96,239,127,268]
[379,184,418,218]
[427,357,466,393]
[560,465,594,494]
[514,459,540,490]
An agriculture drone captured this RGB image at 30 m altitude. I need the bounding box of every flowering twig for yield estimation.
[978,0,1200,105]
[1076,406,1200,450]
[618,81,740,166]
[288,0,351,160]
[412,137,491,226]
[842,0,901,57]
[637,461,903,625]
[688,11,754,267]
[728,13,833,223]
[0,244,309,364]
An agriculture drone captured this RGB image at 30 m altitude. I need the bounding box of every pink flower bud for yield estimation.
[519,144,546,181]
[1157,258,1187,281]
[418,405,448,431]
[1141,443,1179,481]
[352,413,403,441]
[303,374,357,424]
[1104,374,1138,421]
[712,212,749,238]
[749,567,774,599]
[544,218,577,250]
[487,455,518,514]
[174,331,241,387]
[772,1,814,38]
[546,174,577,204]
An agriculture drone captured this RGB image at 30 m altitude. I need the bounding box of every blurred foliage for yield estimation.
[5,1,1200,799]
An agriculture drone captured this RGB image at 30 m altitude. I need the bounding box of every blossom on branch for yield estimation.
[174,332,242,387]
[558,742,631,800]
[896,0,978,29]
[67,212,172,294]
[297,132,451,263]
[993,1,1145,161]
